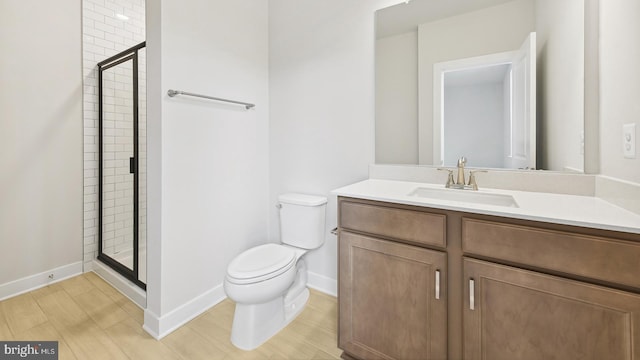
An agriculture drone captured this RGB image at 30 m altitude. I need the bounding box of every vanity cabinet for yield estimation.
[338,202,447,360]
[462,218,640,360]
[337,196,640,360]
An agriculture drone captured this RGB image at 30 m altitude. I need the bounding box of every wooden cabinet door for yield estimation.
[463,258,640,360]
[339,231,447,360]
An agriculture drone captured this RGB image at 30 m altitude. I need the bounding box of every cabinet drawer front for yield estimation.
[463,218,640,289]
[340,201,446,248]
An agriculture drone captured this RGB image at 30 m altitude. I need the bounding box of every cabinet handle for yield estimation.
[435,270,441,300]
[469,278,475,310]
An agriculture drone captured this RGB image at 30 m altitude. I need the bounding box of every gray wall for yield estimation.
[376,31,419,164]
[0,0,83,285]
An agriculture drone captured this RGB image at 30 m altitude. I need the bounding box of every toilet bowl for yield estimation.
[224,193,327,351]
[225,243,300,304]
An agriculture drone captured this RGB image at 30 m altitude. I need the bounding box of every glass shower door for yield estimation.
[98,43,145,289]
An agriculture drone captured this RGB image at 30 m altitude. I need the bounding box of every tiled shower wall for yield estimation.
[83,0,145,271]
[100,57,146,262]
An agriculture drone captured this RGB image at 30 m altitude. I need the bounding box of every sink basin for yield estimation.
[409,187,519,208]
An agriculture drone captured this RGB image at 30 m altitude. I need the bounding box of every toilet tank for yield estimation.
[278,193,327,249]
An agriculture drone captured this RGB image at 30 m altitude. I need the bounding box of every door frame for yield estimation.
[432,32,536,169]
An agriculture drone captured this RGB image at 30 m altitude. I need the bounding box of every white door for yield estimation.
[507,32,536,169]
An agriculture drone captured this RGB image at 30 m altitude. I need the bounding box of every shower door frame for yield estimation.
[97,42,146,290]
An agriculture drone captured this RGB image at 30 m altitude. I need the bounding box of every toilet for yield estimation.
[224,193,327,350]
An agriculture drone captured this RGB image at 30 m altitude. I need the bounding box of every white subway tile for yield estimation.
[84,9,106,23]
[104,2,124,13]
[83,1,95,11]
[104,16,126,29]
[84,160,98,170]
[93,4,114,17]
[84,146,98,156]
[104,33,125,45]
[84,202,96,212]
[83,18,95,28]
[84,27,105,39]
[94,21,115,35]
[84,43,106,56]
[94,37,115,50]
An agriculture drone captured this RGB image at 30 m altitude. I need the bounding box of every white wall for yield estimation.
[145,0,269,337]
[0,1,83,286]
[600,0,640,183]
[536,0,584,172]
[417,0,535,164]
[269,0,402,294]
[375,31,419,164]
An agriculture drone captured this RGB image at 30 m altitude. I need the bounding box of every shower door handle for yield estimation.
[130,157,135,174]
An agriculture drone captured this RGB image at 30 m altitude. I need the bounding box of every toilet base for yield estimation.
[285,287,309,322]
[230,287,310,351]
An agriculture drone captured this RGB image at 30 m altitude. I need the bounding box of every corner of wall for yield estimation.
[144,0,163,329]
[595,176,640,215]
[143,284,226,339]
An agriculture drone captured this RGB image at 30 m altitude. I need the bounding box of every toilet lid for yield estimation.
[227,244,296,284]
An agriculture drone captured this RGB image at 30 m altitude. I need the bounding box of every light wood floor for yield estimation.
[0,272,342,359]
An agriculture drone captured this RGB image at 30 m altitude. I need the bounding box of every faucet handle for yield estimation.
[457,157,467,167]
[467,170,488,190]
[437,168,455,188]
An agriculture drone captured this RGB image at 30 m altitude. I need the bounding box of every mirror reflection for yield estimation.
[375,0,585,171]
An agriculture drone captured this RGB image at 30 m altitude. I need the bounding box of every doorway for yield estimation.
[433,33,536,169]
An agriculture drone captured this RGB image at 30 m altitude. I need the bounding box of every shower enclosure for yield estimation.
[97,42,146,289]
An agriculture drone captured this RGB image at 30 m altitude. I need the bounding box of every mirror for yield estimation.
[375,0,585,171]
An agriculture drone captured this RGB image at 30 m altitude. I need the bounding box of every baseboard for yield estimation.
[143,283,227,340]
[142,310,161,339]
[142,273,335,340]
[307,271,337,297]
[0,262,83,301]
[92,260,146,308]
[83,260,94,272]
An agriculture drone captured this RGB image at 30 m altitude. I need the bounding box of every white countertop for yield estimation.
[332,179,640,235]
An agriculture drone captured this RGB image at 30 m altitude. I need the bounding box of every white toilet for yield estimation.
[224,193,327,350]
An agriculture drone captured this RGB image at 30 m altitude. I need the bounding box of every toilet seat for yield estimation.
[226,244,296,285]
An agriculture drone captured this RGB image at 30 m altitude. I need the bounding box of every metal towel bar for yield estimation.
[167,89,255,110]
